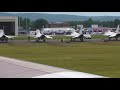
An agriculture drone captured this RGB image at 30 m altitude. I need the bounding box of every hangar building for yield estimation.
[0,16,18,35]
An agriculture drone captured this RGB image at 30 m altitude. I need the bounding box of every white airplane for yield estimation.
[0,29,17,43]
[103,25,120,40]
[30,29,53,42]
[83,32,92,39]
[65,25,91,42]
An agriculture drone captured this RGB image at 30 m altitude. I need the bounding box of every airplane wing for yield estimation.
[72,34,80,38]
[65,31,80,37]
[103,31,114,36]
[5,35,18,39]
[65,35,74,37]
[28,34,42,38]
[84,34,91,39]
[33,36,39,38]
[64,33,81,39]
[45,35,53,39]
[109,33,117,37]
[45,35,56,36]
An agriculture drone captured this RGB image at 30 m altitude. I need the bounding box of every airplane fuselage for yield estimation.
[71,34,84,42]
[109,34,120,40]
[36,35,46,42]
[0,35,8,43]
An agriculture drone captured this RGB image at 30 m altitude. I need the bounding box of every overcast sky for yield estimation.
[8,12,120,16]
[38,12,120,16]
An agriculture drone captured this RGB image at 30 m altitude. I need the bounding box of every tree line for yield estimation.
[18,17,48,30]
[18,17,120,30]
[68,18,120,28]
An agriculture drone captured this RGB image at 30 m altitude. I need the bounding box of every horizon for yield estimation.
[6,12,120,16]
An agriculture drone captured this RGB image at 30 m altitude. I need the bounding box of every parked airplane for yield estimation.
[103,25,120,40]
[29,29,53,42]
[0,29,17,43]
[65,25,91,42]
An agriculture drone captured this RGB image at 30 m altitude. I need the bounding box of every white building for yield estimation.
[0,16,18,35]
[42,27,75,35]
[91,25,98,28]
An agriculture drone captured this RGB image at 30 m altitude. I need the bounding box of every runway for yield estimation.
[0,38,104,44]
[0,56,107,78]
[0,38,119,44]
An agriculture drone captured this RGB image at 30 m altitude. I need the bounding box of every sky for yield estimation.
[38,12,120,16]
[8,12,120,16]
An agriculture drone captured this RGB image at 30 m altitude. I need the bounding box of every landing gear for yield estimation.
[5,38,8,43]
[0,37,8,43]
[70,38,76,42]
[108,37,111,41]
[43,39,45,43]
[36,38,46,43]
[109,36,119,41]
[36,39,39,42]
[103,39,108,42]
[80,38,83,42]
[61,38,64,43]
[80,34,84,42]
[70,35,84,42]
[115,34,120,41]
[115,36,118,41]
[70,38,73,42]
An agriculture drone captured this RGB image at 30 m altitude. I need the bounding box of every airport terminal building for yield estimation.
[0,16,18,35]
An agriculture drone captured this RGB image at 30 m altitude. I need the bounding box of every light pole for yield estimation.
[25,17,27,29]
[18,12,21,29]
[19,12,21,29]
[26,18,27,29]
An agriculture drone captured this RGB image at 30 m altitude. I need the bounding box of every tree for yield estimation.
[29,21,34,29]
[114,19,120,27]
[22,18,31,29]
[18,17,31,29]
[34,19,48,29]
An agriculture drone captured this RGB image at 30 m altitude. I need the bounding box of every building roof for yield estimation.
[48,22,67,24]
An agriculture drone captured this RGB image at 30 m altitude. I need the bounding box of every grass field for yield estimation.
[0,41,120,77]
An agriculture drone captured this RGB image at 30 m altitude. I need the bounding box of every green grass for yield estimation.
[91,34,108,39]
[14,35,34,40]
[0,41,120,77]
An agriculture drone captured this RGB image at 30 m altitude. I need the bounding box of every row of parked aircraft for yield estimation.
[0,25,120,43]
[30,25,92,42]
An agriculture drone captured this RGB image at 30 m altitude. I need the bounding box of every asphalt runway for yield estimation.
[0,56,67,78]
[0,38,106,44]
[0,56,106,78]
[0,38,120,46]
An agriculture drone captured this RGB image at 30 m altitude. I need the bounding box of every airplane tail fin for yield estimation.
[115,25,120,33]
[36,29,41,35]
[79,25,84,34]
[0,29,5,37]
